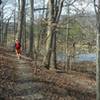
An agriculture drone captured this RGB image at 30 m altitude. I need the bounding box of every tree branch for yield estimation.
[56,0,64,22]
[94,0,98,15]
[65,0,77,6]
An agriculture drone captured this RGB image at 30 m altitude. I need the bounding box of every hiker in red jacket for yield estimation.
[15,39,21,59]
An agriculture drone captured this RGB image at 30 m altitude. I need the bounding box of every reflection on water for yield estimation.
[57,53,96,62]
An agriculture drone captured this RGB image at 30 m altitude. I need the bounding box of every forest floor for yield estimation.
[0,47,96,100]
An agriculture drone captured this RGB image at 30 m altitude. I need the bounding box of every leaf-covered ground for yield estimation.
[0,50,15,99]
[0,47,96,100]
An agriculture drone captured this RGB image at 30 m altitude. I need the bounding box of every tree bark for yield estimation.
[0,6,3,44]
[29,0,35,58]
[3,17,11,46]
[43,0,64,69]
[51,30,57,69]
[94,0,100,100]
[43,0,54,68]
[17,0,25,43]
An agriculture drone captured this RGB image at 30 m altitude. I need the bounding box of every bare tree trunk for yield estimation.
[23,14,27,52]
[96,20,100,100]
[29,0,35,58]
[17,0,20,21]
[14,10,16,43]
[43,0,64,69]
[35,30,40,59]
[51,30,57,69]
[3,18,11,46]
[94,0,100,100]
[43,0,54,68]
[17,0,25,43]
[43,22,53,68]
[13,0,17,45]
[0,6,3,44]
[97,26,100,100]
[0,7,2,43]
[22,13,26,52]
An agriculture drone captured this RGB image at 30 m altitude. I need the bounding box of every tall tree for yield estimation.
[0,3,2,43]
[0,2,4,44]
[43,0,64,69]
[17,0,25,43]
[29,0,35,57]
[3,14,12,46]
[94,0,100,100]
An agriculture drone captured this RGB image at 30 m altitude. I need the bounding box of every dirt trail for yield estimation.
[0,47,96,100]
[11,57,44,100]
[0,52,44,100]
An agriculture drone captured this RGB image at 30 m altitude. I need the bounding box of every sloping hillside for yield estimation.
[0,47,96,100]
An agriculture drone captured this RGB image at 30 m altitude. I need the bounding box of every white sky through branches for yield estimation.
[1,0,95,22]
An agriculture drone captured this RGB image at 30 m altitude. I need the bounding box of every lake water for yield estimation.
[57,53,96,62]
